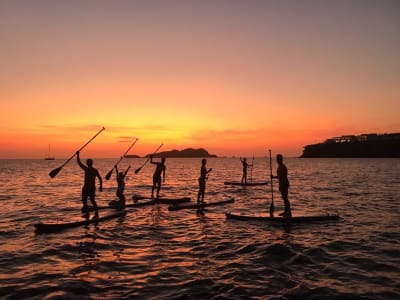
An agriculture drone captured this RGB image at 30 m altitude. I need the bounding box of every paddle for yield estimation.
[269,149,274,217]
[48,127,106,178]
[105,137,138,180]
[134,143,164,174]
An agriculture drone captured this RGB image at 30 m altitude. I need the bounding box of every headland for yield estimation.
[301,133,400,158]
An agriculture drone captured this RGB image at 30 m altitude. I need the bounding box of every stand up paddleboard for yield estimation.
[34,211,126,234]
[168,198,235,211]
[225,212,340,223]
[224,181,268,186]
[132,195,191,205]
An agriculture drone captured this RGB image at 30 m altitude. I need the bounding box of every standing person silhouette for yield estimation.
[76,151,103,219]
[150,156,166,198]
[240,157,252,184]
[271,154,292,217]
[113,164,130,209]
[197,158,212,205]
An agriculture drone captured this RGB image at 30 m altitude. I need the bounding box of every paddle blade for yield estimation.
[49,166,62,178]
[105,169,113,180]
[134,167,142,174]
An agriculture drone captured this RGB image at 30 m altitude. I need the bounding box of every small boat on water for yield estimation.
[44,144,55,160]
[34,211,126,234]
[168,198,235,211]
[225,212,340,223]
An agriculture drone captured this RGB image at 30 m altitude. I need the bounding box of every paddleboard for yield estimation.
[224,181,268,186]
[132,195,191,205]
[225,212,340,223]
[168,198,235,211]
[34,211,126,234]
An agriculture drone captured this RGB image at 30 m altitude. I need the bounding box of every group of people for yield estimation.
[76,151,292,220]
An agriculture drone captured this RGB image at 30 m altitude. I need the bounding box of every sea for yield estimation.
[0,157,399,300]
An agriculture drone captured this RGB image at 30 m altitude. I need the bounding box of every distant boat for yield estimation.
[44,144,55,160]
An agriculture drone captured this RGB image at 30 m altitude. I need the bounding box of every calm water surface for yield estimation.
[0,157,399,299]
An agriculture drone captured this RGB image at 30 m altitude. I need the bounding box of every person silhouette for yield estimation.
[76,151,103,219]
[113,164,130,209]
[150,156,166,198]
[271,154,292,217]
[240,157,252,184]
[197,158,212,205]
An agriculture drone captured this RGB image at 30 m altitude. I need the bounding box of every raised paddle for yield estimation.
[48,127,105,178]
[105,137,138,180]
[134,143,163,174]
[269,149,274,217]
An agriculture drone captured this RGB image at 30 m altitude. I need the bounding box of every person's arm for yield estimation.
[271,167,279,179]
[123,165,131,177]
[115,165,119,178]
[97,170,103,192]
[207,168,212,174]
[76,151,86,170]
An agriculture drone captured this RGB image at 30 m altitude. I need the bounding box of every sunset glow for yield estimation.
[1,1,399,158]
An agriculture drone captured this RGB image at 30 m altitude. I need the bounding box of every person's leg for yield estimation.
[89,194,98,218]
[156,178,161,198]
[81,189,88,211]
[120,194,126,208]
[201,182,206,204]
[281,188,291,217]
[116,191,125,208]
[197,179,202,203]
[151,177,156,198]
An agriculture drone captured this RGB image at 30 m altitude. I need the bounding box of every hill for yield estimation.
[301,133,400,158]
[146,148,217,158]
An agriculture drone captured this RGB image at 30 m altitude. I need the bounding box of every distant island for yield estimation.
[301,133,400,158]
[147,148,217,158]
[124,148,216,158]
[124,154,140,158]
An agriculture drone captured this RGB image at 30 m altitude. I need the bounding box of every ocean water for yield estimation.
[0,157,399,299]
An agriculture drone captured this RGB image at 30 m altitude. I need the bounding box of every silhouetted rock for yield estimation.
[146,148,217,158]
[301,133,400,158]
[124,154,140,158]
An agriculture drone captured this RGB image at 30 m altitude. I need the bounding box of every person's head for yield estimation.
[243,158,247,162]
[161,157,166,163]
[276,154,283,164]
[86,158,93,166]
[118,172,124,178]
[202,158,207,165]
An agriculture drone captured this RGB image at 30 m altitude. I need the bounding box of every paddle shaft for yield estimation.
[49,127,105,177]
[269,149,274,215]
[134,143,164,173]
[64,127,105,167]
[250,155,254,182]
[105,138,138,179]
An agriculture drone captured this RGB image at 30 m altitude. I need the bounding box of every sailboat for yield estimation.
[45,144,55,160]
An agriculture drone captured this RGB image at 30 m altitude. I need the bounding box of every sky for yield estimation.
[0,0,399,158]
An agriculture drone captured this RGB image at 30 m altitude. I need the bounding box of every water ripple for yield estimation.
[0,158,399,299]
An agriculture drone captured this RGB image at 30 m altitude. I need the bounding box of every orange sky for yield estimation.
[1,1,399,158]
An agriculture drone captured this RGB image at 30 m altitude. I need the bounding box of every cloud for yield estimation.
[39,124,104,132]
